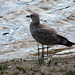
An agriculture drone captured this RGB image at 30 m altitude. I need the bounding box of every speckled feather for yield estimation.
[30,24,61,45]
[26,13,75,47]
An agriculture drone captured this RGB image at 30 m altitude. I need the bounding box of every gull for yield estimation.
[26,13,75,61]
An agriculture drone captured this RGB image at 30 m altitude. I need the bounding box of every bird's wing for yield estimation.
[32,28,60,44]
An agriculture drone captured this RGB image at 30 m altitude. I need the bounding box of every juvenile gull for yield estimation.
[26,13,75,58]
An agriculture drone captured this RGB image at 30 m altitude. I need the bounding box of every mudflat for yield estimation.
[0,55,75,75]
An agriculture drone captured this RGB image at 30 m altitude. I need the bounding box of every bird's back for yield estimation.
[30,22,60,45]
[26,13,75,47]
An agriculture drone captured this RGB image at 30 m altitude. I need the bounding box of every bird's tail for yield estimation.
[58,35,75,47]
[72,42,75,45]
[65,41,75,47]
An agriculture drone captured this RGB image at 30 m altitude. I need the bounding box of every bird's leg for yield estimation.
[42,45,44,57]
[47,45,49,56]
[42,45,44,63]
[37,43,40,63]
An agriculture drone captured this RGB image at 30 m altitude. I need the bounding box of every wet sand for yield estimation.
[0,0,75,61]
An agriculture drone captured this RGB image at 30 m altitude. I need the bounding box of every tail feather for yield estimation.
[58,35,75,47]
[65,41,74,47]
[72,42,75,45]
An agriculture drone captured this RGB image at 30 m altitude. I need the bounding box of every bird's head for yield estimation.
[26,13,40,22]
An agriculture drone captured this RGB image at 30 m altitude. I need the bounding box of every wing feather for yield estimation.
[31,28,60,44]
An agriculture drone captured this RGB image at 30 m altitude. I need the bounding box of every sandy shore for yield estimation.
[0,0,75,75]
[0,55,75,75]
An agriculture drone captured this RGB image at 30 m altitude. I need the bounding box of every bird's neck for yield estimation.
[32,20,40,25]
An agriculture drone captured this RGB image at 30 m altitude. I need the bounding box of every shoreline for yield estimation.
[0,55,75,75]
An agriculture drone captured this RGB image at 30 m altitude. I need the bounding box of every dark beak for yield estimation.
[26,15,30,18]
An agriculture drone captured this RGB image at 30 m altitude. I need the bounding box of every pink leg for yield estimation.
[42,45,44,57]
[47,45,48,56]
[42,45,44,63]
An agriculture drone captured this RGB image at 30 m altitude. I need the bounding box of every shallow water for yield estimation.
[0,0,75,61]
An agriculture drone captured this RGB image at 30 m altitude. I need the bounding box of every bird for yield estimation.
[26,13,75,60]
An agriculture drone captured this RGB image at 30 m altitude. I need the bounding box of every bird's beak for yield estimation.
[26,15,30,18]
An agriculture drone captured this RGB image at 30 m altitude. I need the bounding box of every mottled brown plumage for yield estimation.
[26,13,75,57]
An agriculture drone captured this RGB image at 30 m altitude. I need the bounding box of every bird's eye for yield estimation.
[30,14,34,17]
[30,15,32,17]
